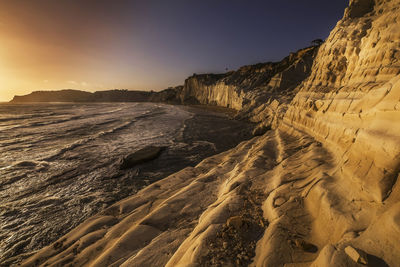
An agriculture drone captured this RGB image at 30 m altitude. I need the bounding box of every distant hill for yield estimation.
[10,88,182,103]
[10,89,93,102]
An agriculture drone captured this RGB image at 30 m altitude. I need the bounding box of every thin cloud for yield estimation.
[67,81,90,87]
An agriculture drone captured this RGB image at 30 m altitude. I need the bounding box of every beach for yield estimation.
[0,103,254,266]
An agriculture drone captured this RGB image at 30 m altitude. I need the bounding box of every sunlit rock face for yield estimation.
[179,46,318,117]
[21,0,400,266]
[283,0,400,203]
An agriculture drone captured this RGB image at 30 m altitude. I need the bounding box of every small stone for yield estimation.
[274,197,286,207]
[226,216,243,230]
[294,239,318,253]
[314,100,324,110]
[342,231,358,240]
[344,246,368,264]
[270,99,280,110]
[222,242,228,249]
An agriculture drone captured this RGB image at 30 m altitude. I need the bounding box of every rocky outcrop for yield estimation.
[147,86,183,104]
[21,0,400,266]
[283,0,400,203]
[179,46,318,122]
[271,0,400,265]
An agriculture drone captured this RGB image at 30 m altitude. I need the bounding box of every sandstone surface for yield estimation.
[22,0,400,266]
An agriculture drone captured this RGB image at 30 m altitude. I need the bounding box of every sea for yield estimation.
[0,102,254,265]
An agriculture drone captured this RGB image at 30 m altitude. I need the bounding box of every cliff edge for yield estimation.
[22,0,400,266]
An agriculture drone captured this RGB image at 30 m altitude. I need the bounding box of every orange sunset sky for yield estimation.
[0,1,186,102]
[0,1,347,102]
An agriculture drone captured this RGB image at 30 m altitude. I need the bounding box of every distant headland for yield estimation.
[9,88,181,104]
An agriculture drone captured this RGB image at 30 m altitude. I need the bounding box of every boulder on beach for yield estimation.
[120,146,165,169]
[20,0,400,266]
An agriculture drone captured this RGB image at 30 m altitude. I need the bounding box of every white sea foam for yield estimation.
[0,102,192,263]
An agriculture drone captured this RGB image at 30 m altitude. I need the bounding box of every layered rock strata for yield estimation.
[284,0,400,203]
[22,0,400,266]
[180,46,318,124]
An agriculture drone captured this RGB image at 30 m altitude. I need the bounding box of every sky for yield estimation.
[0,0,349,102]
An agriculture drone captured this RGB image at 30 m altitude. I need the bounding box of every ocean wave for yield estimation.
[42,120,137,161]
[0,112,58,123]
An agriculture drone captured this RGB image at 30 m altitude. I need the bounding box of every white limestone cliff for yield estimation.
[22,0,400,266]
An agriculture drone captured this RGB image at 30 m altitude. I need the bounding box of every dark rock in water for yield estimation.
[120,146,165,169]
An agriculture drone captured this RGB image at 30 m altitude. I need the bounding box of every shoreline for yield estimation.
[12,0,400,264]
[1,103,256,266]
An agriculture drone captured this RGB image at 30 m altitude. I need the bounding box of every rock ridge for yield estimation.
[21,0,400,266]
